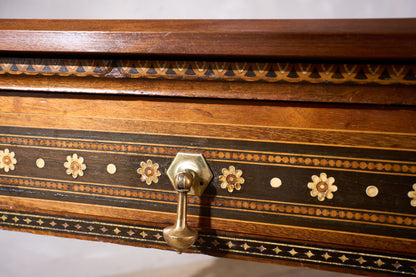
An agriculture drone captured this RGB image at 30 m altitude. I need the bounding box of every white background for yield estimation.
[0,0,416,19]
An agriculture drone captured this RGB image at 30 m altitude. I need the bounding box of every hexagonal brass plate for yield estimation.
[167,153,213,196]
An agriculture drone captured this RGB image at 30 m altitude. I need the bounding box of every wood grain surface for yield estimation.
[1,92,415,149]
[1,74,416,105]
[2,92,415,133]
[0,19,415,59]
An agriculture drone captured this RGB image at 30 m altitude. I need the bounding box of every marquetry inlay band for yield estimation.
[366,186,379,198]
[137,160,161,185]
[409,184,416,207]
[219,166,244,193]
[64,154,86,179]
[270,177,282,188]
[106,163,116,175]
[0,148,16,172]
[0,128,415,239]
[1,135,415,176]
[0,209,415,276]
[36,158,45,169]
[0,175,415,229]
[307,173,337,202]
[0,57,415,86]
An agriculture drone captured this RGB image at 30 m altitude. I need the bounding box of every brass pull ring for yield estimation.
[164,153,213,253]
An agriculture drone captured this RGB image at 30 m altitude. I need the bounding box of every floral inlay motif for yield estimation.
[0,149,17,172]
[307,173,337,201]
[137,159,161,185]
[408,184,416,207]
[219,166,244,193]
[64,153,86,179]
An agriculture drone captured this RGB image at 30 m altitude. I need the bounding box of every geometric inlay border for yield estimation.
[0,209,415,275]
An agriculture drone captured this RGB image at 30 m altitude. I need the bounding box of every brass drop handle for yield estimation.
[164,153,213,253]
[163,170,197,253]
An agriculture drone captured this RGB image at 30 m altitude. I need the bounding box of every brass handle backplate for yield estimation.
[163,153,213,253]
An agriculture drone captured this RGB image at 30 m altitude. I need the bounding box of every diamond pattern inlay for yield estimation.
[242,243,250,250]
[273,247,282,254]
[211,240,220,247]
[289,249,298,256]
[305,251,314,258]
[374,259,385,267]
[356,257,367,265]
[322,253,332,260]
[0,210,413,276]
[393,261,402,269]
[197,237,205,245]
[339,255,349,263]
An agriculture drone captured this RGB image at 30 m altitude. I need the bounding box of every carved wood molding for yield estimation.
[1,57,415,86]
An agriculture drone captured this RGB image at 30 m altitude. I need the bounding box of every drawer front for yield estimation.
[0,90,415,275]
